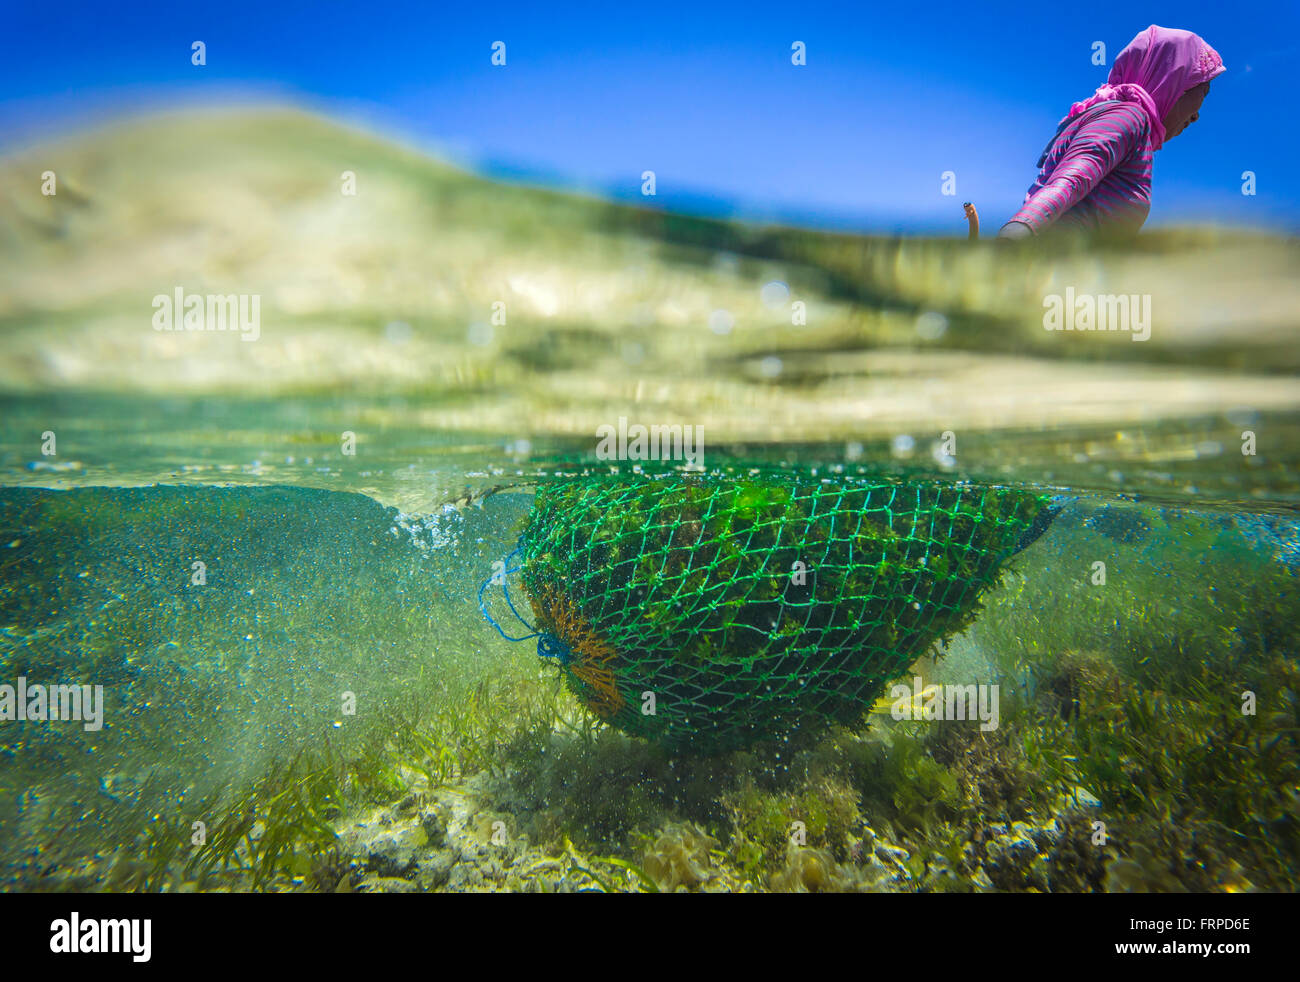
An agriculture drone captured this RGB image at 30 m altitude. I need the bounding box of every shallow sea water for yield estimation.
[1,399,1296,892]
[1,108,1298,892]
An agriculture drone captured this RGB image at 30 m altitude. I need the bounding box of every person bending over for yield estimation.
[999,25,1225,240]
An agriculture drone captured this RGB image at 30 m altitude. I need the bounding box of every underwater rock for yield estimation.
[419,802,451,845]
[340,812,429,880]
[416,848,456,890]
[985,822,1036,862]
[1035,813,1110,893]
[643,822,720,891]
[363,826,427,879]
[357,875,421,893]
[857,825,876,854]
[982,820,1063,892]
[873,841,911,869]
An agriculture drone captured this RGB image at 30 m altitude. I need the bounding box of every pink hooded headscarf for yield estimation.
[1065,25,1226,150]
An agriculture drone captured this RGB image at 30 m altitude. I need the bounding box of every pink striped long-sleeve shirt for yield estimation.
[1008,101,1154,235]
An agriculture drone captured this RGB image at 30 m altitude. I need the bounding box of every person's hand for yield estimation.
[996,221,1033,241]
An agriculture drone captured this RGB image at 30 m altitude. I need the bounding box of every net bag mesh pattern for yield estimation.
[520,476,1049,751]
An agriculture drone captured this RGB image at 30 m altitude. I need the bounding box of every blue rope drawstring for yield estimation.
[477,547,537,641]
[537,633,572,664]
[478,545,573,665]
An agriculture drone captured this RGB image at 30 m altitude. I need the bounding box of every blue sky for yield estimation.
[3,1,1296,233]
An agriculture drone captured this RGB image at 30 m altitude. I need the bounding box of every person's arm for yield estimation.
[1004,104,1146,235]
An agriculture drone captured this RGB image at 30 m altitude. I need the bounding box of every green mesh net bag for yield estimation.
[503,475,1054,752]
